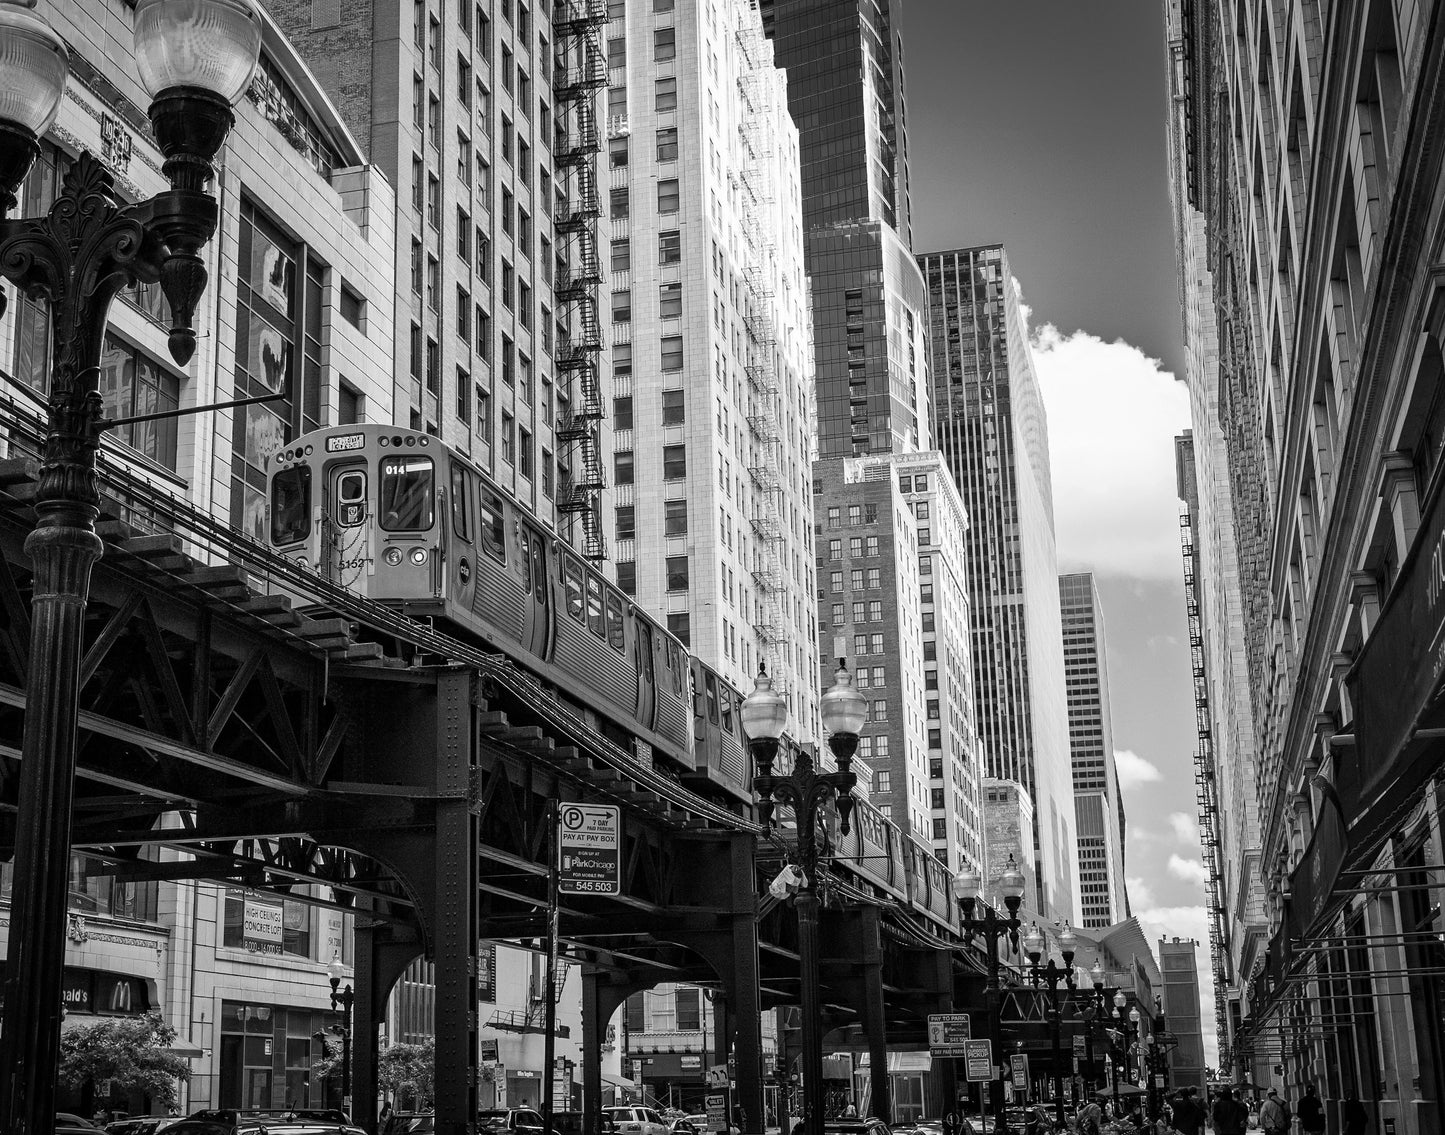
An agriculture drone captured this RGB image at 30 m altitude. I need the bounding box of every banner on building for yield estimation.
[242,896,283,944]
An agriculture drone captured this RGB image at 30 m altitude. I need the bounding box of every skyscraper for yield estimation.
[918,245,1076,923]
[602,0,819,718]
[1059,573,1128,928]
[814,452,983,869]
[764,0,931,459]
[1158,937,1207,1096]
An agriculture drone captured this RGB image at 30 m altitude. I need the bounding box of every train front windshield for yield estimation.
[271,465,312,544]
[379,455,434,530]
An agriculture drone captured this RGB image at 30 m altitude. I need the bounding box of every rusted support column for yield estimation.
[582,970,642,1135]
[858,909,890,1124]
[435,671,480,1135]
[728,835,765,1135]
[354,920,425,1132]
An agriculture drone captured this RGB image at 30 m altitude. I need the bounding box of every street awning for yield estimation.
[601,1072,638,1089]
[167,1039,206,1059]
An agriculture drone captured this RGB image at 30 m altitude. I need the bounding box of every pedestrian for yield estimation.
[1259,1089,1290,1135]
[842,1102,858,1119]
[1210,1088,1247,1135]
[1077,1100,1103,1135]
[1295,1085,1325,1135]
[1342,1091,1368,1135]
[1170,1088,1204,1135]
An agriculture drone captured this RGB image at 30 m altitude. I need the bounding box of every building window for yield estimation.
[874,770,891,794]
[667,612,690,645]
[611,238,631,272]
[616,505,635,540]
[659,229,681,264]
[662,389,685,425]
[615,450,634,485]
[663,444,686,480]
[655,77,677,111]
[657,178,679,213]
[610,186,629,218]
[614,395,633,430]
[656,126,678,161]
[654,27,675,60]
[659,281,682,319]
[828,540,842,561]
[609,135,628,167]
[661,335,683,369]
[617,561,636,595]
[827,506,841,528]
[231,200,323,540]
[612,290,632,322]
[664,500,688,536]
[99,335,181,471]
[666,555,689,591]
[830,571,843,592]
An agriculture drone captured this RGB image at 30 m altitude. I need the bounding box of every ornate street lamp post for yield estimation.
[952,855,1025,1135]
[1022,924,1077,1129]
[0,3,262,1131]
[1081,961,1117,1098]
[1107,990,1129,1106]
[743,662,865,1135]
[329,955,356,1114]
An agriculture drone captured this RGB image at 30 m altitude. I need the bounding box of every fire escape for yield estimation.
[1180,507,1233,1070]
[552,0,607,560]
[736,14,786,657]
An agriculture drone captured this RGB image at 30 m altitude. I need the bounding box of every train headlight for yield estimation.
[410,547,428,566]
[384,547,404,566]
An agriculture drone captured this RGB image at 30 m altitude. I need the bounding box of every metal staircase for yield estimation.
[553,0,607,561]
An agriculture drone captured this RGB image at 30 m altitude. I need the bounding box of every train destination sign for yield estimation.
[558,804,621,895]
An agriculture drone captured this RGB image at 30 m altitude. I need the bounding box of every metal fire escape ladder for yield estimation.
[736,11,787,657]
[1180,507,1233,1071]
[553,0,607,560]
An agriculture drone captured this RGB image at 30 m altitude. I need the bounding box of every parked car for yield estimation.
[477,1110,549,1135]
[551,1111,617,1135]
[106,1120,178,1135]
[823,1119,892,1135]
[602,1107,669,1135]
[666,1118,698,1135]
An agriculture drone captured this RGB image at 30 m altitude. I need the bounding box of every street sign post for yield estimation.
[1010,1054,1030,1098]
[706,1094,727,1133]
[558,804,621,895]
[963,1039,993,1082]
[927,1013,972,1057]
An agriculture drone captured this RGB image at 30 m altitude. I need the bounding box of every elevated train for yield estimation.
[266,425,956,931]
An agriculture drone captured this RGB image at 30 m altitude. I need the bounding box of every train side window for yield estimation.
[586,575,605,639]
[478,489,507,562]
[450,462,471,542]
[519,528,532,592]
[674,647,686,695]
[530,530,547,604]
[720,689,734,734]
[705,674,719,724]
[604,591,625,652]
[271,465,311,544]
[379,456,434,530]
[563,556,585,622]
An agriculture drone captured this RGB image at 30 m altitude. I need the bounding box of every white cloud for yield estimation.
[1114,748,1162,789]
[1132,905,1219,1068]
[1167,854,1209,885]
[1168,811,1200,846]
[1032,324,1193,580]
[1126,876,1155,908]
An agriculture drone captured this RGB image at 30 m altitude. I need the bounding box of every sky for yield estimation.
[903,3,1220,1064]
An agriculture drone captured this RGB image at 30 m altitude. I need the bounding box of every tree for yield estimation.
[378,1041,434,1109]
[59,1012,190,1110]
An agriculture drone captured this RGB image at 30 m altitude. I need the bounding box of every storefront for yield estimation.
[217,999,345,1111]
